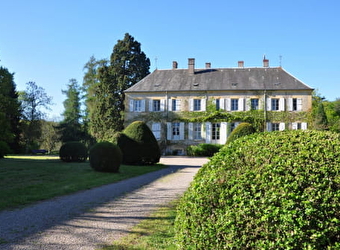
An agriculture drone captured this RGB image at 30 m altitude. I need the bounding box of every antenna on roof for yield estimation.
[154,57,158,70]
[279,55,282,67]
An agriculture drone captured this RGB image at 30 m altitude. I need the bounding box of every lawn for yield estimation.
[0,155,165,211]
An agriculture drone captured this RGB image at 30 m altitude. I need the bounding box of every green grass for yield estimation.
[0,155,165,211]
[100,200,178,250]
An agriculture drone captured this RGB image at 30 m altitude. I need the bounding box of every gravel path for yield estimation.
[0,156,208,250]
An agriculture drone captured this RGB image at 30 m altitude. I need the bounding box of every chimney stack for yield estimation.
[172,61,178,69]
[238,61,244,68]
[205,62,211,69]
[263,56,269,67]
[188,58,195,75]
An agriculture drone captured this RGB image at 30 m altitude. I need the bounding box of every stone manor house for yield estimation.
[124,58,313,155]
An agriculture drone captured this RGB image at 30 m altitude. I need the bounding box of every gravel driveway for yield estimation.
[0,156,208,250]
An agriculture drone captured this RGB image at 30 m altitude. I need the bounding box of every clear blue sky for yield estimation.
[1,0,339,120]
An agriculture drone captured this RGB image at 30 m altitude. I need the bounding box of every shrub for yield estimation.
[120,121,161,165]
[112,132,139,165]
[0,141,10,159]
[186,143,223,156]
[175,130,340,249]
[89,141,122,172]
[226,122,256,144]
[59,141,88,162]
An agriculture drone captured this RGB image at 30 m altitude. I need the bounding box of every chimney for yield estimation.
[263,56,269,67]
[238,61,244,68]
[188,58,195,75]
[205,62,211,69]
[172,61,178,69]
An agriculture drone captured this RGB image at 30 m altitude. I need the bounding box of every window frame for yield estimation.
[231,99,239,111]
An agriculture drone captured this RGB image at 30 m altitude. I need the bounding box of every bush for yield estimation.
[0,141,11,159]
[118,121,161,165]
[89,141,122,172]
[226,122,256,144]
[186,143,223,156]
[175,130,340,249]
[59,141,88,162]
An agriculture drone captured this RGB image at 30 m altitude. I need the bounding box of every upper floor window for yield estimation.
[153,100,160,111]
[194,99,201,111]
[171,99,181,111]
[290,98,302,111]
[190,98,206,111]
[231,99,238,111]
[215,99,220,110]
[129,99,145,112]
[271,99,279,111]
[251,98,259,110]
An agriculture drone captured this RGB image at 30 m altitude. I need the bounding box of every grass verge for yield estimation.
[0,155,165,211]
[100,200,178,250]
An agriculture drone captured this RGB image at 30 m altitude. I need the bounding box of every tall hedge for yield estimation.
[175,130,340,249]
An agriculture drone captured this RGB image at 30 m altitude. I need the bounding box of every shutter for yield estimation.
[225,98,231,111]
[220,122,227,144]
[245,98,251,111]
[166,123,172,140]
[201,99,206,111]
[179,123,185,140]
[152,123,161,140]
[301,122,307,130]
[141,100,146,112]
[279,122,285,131]
[149,100,153,111]
[168,98,172,111]
[226,122,231,137]
[176,99,181,111]
[129,99,134,112]
[288,98,293,111]
[266,122,272,131]
[188,123,193,140]
[279,98,285,111]
[267,98,271,111]
[160,99,165,111]
[259,98,264,110]
[297,98,302,111]
[238,98,244,111]
[220,98,225,110]
[292,122,298,130]
[205,122,212,143]
[189,99,194,111]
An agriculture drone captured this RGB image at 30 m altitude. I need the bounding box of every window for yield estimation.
[153,100,161,111]
[215,99,220,110]
[231,99,238,111]
[134,100,142,112]
[152,123,161,140]
[172,122,180,140]
[167,122,184,140]
[271,99,279,111]
[272,123,280,131]
[193,99,201,111]
[212,123,220,140]
[291,98,302,111]
[251,98,259,110]
[171,99,181,111]
[193,123,202,140]
[292,122,307,130]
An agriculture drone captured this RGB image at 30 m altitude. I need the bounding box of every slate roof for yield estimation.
[125,67,313,93]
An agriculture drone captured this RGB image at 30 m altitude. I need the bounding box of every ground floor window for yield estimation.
[212,123,220,140]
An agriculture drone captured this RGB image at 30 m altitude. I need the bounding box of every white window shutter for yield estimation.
[152,123,161,140]
[149,100,153,111]
[267,98,271,111]
[279,122,285,131]
[220,98,225,110]
[238,98,244,111]
[176,99,181,111]
[288,98,293,111]
[201,99,206,111]
[188,123,193,140]
[168,99,172,111]
[205,122,212,143]
[141,100,146,112]
[301,122,307,130]
[292,122,298,130]
[166,123,172,140]
[225,98,231,111]
[129,100,134,111]
[245,98,251,111]
[160,99,165,111]
[266,122,272,131]
[297,98,302,111]
[279,98,285,111]
[220,122,227,144]
[179,123,185,140]
[189,99,194,111]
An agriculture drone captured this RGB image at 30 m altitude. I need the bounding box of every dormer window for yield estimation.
[231,82,238,86]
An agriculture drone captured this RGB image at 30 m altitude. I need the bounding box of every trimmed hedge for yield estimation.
[89,141,122,172]
[175,130,340,249]
[226,122,256,144]
[59,141,88,162]
[186,143,223,157]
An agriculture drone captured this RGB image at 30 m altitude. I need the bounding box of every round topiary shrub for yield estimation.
[89,141,122,172]
[122,121,161,165]
[59,141,88,162]
[226,122,256,144]
[175,130,340,249]
[112,132,140,165]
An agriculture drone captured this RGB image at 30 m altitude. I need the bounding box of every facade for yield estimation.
[124,58,313,155]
